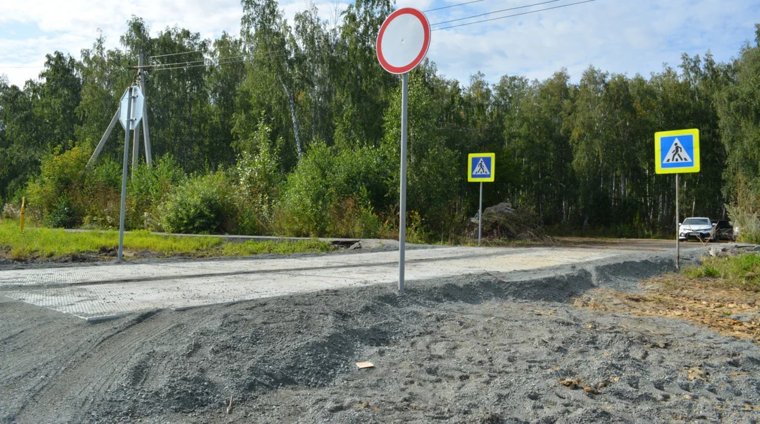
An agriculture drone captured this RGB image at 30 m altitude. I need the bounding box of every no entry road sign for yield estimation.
[376,8,431,74]
[655,128,700,174]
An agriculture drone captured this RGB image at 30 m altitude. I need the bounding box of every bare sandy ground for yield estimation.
[1,254,760,423]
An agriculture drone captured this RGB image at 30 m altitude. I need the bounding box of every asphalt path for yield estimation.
[0,243,701,321]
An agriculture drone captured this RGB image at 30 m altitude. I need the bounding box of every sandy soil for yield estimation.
[2,254,760,423]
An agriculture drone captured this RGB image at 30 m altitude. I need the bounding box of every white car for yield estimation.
[678,217,713,241]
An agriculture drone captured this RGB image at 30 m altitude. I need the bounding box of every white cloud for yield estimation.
[0,0,244,85]
[0,0,758,87]
[427,0,758,83]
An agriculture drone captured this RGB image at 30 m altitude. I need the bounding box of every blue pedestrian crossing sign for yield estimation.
[655,129,700,174]
[468,153,495,182]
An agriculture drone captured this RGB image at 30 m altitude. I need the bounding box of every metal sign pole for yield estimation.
[478,182,483,246]
[376,7,429,292]
[675,174,680,271]
[117,86,133,263]
[399,73,409,291]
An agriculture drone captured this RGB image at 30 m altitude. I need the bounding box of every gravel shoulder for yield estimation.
[2,253,760,423]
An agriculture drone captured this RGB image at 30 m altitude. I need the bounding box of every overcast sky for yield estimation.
[1,0,758,87]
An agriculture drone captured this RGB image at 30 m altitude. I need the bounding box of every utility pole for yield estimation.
[87,51,153,169]
[139,51,152,167]
[131,54,142,174]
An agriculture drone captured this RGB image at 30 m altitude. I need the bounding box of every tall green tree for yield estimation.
[383,70,463,238]
[0,81,41,201]
[34,52,82,152]
[146,26,212,171]
[718,26,760,213]
[238,0,303,170]
[206,33,246,167]
[507,71,574,224]
[76,34,132,152]
[333,0,395,148]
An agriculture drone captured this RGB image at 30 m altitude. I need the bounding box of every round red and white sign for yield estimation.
[376,7,431,74]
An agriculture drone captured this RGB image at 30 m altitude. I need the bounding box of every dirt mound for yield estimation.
[469,202,548,241]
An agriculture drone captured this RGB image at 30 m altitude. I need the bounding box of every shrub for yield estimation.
[274,142,333,236]
[232,121,281,235]
[327,189,382,238]
[2,202,20,220]
[47,195,78,228]
[273,143,390,237]
[159,171,236,234]
[727,177,760,243]
[81,158,121,229]
[729,206,760,244]
[128,156,185,230]
[26,146,89,227]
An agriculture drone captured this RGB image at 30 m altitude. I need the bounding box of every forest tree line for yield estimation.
[1,0,759,242]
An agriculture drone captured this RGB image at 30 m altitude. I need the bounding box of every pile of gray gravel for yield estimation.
[2,256,759,423]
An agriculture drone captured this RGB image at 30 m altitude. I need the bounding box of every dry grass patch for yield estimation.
[575,252,760,344]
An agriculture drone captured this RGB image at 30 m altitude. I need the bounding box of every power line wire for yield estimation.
[424,0,486,13]
[148,50,204,59]
[142,54,247,69]
[432,0,595,31]
[147,58,207,68]
[431,0,562,26]
[141,1,596,71]
[145,57,248,72]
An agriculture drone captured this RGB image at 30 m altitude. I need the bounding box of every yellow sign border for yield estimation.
[468,153,495,182]
[654,128,700,174]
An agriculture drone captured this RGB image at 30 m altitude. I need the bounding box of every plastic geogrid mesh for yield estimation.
[0,246,623,320]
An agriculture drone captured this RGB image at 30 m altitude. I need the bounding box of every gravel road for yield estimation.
[1,254,759,423]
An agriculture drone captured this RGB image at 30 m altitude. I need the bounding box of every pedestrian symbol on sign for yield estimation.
[473,159,490,176]
[664,139,692,163]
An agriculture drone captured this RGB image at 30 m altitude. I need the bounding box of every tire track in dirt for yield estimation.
[9,310,180,423]
[0,299,110,421]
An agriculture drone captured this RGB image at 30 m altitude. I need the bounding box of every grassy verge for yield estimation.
[683,253,760,291]
[0,220,333,262]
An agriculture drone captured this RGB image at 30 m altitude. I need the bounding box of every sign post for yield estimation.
[117,86,145,262]
[654,128,700,271]
[377,7,431,291]
[468,153,496,246]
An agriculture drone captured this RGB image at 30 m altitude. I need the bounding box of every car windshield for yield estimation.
[683,218,710,226]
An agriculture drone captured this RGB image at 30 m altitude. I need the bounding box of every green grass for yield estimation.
[0,220,333,261]
[683,253,760,291]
